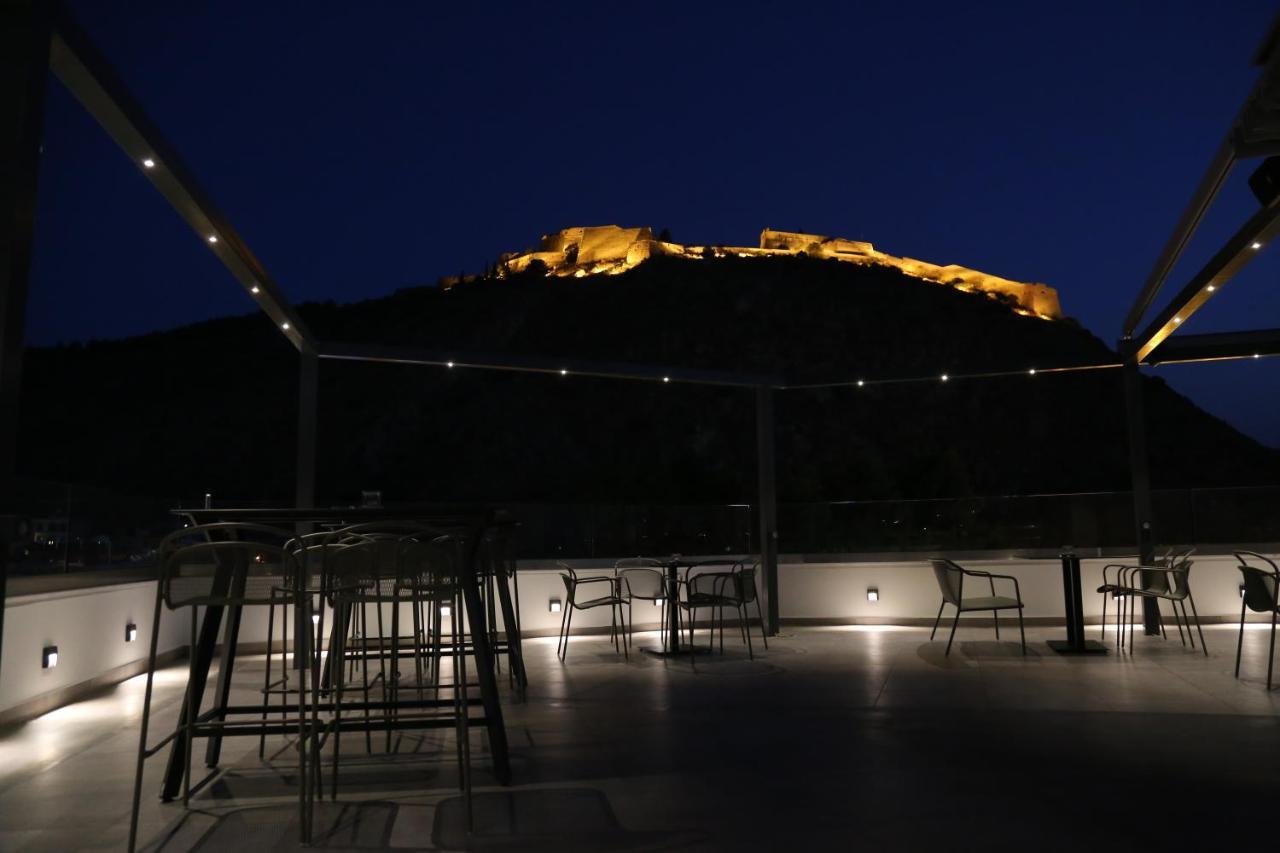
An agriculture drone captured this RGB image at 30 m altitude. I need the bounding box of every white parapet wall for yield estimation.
[0,553,1257,722]
[0,581,188,723]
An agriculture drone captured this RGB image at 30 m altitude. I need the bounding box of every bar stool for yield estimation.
[127,522,305,852]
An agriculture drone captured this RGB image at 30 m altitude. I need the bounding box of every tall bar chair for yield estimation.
[1233,551,1280,689]
[127,522,305,853]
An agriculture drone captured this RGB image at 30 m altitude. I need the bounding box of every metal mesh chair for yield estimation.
[556,563,629,661]
[128,522,301,853]
[678,559,743,658]
[929,559,1026,655]
[615,558,667,648]
[1233,551,1280,689]
[1113,551,1206,656]
[1097,547,1193,646]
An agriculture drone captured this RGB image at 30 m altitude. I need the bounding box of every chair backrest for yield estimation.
[617,566,664,599]
[157,522,297,610]
[1235,551,1279,613]
[930,559,963,606]
[688,570,735,599]
[738,562,760,604]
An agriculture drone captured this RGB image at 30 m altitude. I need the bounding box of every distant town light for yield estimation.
[559,369,568,376]
[207,235,218,244]
[856,380,865,387]
[940,374,949,382]
[142,158,155,169]
[1028,369,1037,375]
[662,376,670,383]
[446,361,455,368]
[1254,353,1261,359]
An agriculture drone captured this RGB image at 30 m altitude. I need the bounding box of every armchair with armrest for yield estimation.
[556,563,629,661]
[929,559,1026,656]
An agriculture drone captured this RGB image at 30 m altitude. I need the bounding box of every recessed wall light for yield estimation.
[867,588,879,602]
[125,623,138,643]
[440,604,452,617]
[549,599,562,613]
[42,646,58,669]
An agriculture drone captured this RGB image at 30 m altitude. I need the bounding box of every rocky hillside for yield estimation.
[17,254,1280,504]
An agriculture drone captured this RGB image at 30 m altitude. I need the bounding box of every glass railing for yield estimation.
[4,481,1277,580]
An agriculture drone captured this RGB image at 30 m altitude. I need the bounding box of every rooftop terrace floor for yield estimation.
[2,624,1278,851]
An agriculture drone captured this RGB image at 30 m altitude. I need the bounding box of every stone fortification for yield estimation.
[489,225,1061,320]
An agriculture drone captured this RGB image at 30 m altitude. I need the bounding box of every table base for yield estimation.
[1046,639,1109,655]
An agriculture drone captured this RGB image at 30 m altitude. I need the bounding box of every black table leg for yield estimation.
[643,562,686,657]
[494,569,527,691]
[460,528,510,785]
[1048,552,1107,655]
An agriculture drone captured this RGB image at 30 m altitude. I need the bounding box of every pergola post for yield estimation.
[0,0,53,683]
[755,385,779,635]
[1122,357,1161,635]
[295,349,318,508]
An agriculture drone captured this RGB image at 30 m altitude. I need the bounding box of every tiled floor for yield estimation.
[1,624,1278,851]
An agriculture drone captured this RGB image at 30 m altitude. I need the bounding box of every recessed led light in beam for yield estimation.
[856,380,865,387]
[281,322,290,331]
[142,158,155,169]
[1251,242,1263,250]
[250,285,260,295]
[940,374,949,382]
[446,361,455,368]
[1028,369,1036,375]
[207,235,218,244]
[559,369,568,376]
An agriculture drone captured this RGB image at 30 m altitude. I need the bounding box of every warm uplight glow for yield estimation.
[207,235,218,244]
[142,158,155,169]
[494,225,1063,320]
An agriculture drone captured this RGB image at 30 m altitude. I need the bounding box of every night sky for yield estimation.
[26,1,1280,445]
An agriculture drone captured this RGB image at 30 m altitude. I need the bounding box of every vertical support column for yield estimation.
[755,385,779,636]
[1122,356,1160,635]
[0,0,53,684]
[295,349,318,509]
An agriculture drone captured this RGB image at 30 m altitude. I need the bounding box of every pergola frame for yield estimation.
[2,1,1279,660]
[1117,15,1280,632]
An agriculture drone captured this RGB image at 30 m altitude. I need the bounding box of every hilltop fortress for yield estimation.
[489,225,1062,320]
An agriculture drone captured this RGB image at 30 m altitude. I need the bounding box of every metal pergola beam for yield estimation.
[1146,328,1280,364]
[46,6,313,353]
[1130,190,1280,362]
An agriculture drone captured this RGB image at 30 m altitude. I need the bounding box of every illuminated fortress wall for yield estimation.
[494,225,1062,320]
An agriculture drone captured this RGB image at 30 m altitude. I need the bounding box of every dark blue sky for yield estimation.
[27,1,1280,445]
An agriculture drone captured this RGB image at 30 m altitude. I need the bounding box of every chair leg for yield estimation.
[1017,607,1026,655]
[1235,596,1247,679]
[945,607,960,656]
[555,596,569,659]
[1267,610,1277,691]
[741,604,754,660]
[930,600,945,640]
[1187,594,1208,656]
[1158,604,1168,640]
[1171,598,1187,646]
[560,605,574,661]
[183,607,196,806]
[260,592,276,760]
[1100,591,1107,641]
[126,588,165,853]
[992,608,1000,641]
[756,598,769,649]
